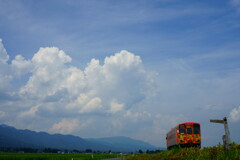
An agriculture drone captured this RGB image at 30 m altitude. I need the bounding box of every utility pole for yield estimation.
[210,117,231,150]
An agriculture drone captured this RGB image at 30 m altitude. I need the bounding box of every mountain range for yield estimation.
[0,124,160,152]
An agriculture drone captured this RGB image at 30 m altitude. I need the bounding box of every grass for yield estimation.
[0,153,124,160]
[1,144,240,160]
[125,143,240,160]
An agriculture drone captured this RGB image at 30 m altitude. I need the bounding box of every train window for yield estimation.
[194,124,200,134]
[179,124,186,134]
[187,128,192,134]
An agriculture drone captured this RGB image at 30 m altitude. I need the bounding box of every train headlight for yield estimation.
[180,140,185,143]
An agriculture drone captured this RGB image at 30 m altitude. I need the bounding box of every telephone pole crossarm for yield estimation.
[210,117,231,150]
[210,120,224,124]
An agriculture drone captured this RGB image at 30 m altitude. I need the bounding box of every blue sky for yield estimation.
[0,0,240,147]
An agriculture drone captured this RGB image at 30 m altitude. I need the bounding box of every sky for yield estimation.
[0,0,240,148]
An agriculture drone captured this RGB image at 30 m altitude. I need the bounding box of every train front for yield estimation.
[177,122,201,148]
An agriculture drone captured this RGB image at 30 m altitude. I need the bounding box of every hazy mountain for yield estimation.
[87,136,159,152]
[0,124,96,150]
[0,124,160,152]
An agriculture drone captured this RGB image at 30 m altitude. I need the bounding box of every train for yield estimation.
[166,122,201,149]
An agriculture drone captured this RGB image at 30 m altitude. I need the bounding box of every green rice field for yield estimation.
[1,143,240,160]
[0,153,124,160]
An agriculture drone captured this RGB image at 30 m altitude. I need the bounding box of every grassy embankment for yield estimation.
[126,143,240,160]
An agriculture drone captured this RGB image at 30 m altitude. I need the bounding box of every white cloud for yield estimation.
[0,73,12,91]
[11,55,33,75]
[32,47,72,65]
[80,97,102,113]
[19,47,72,99]
[0,39,9,64]
[0,40,12,90]
[108,100,124,114]
[18,105,39,118]
[10,48,155,118]
[0,111,6,118]
[67,92,102,114]
[68,93,89,109]
[230,106,240,122]
[104,50,142,69]
[49,118,80,134]
[124,110,152,122]
[61,67,86,97]
[1,47,160,140]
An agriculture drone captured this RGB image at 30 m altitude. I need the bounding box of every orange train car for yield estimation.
[166,122,201,149]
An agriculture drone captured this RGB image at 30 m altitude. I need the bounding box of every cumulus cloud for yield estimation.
[32,47,72,65]
[49,118,80,134]
[0,40,157,124]
[84,50,147,107]
[80,97,102,113]
[230,106,240,122]
[19,105,39,118]
[0,45,161,142]
[11,55,33,75]
[124,110,152,122]
[104,50,142,69]
[17,48,152,116]
[19,47,72,99]
[108,100,124,114]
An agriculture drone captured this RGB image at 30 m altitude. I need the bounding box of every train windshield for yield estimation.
[179,124,186,134]
[187,128,192,134]
[194,124,200,134]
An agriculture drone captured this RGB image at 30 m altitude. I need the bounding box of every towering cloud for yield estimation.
[0,39,160,138]
[0,39,157,119]
[19,47,72,99]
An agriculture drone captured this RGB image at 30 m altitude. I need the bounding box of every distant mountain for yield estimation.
[87,136,159,152]
[0,124,160,152]
[0,124,98,150]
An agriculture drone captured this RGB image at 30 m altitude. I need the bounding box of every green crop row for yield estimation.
[126,143,240,160]
[0,153,123,160]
